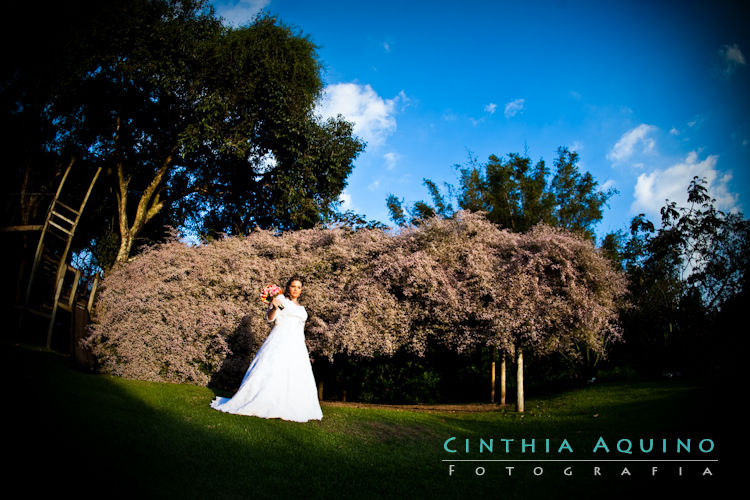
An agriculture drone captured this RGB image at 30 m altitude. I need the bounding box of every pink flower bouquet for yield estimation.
[260,284,285,309]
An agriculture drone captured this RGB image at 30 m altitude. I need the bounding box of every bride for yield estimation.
[210,277,323,422]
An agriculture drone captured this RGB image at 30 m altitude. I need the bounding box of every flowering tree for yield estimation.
[85,212,625,409]
[85,226,405,386]
[371,213,517,352]
[496,225,627,410]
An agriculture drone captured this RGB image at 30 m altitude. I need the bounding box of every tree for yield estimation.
[386,179,454,226]
[1,0,111,227]
[85,225,404,386]
[322,209,388,231]
[612,177,749,374]
[385,194,408,227]
[658,177,749,310]
[387,147,615,240]
[550,147,615,239]
[494,225,626,410]
[459,152,554,232]
[2,1,363,272]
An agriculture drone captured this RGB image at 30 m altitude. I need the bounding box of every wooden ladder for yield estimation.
[24,158,102,348]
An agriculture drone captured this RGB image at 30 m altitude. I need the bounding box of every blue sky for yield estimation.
[211,0,749,240]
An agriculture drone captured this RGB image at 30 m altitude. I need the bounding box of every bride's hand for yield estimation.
[271,296,283,309]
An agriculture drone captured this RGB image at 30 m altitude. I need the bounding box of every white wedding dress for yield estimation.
[210,295,323,422]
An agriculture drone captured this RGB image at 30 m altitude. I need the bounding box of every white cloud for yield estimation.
[504,99,525,118]
[686,114,706,130]
[631,151,738,218]
[607,124,658,163]
[669,127,680,136]
[718,43,746,78]
[383,152,399,170]
[484,102,497,114]
[316,83,405,148]
[442,110,458,121]
[213,0,270,26]
[338,191,353,211]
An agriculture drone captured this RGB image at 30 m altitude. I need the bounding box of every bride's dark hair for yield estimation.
[285,275,304,294]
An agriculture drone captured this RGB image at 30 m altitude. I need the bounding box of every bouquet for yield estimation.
[260,284,285,309]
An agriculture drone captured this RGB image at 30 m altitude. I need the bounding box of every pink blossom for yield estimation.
[84,211,625,386]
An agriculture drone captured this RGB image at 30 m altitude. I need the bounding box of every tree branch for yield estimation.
[132,143,179,233]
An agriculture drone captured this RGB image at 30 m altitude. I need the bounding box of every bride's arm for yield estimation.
[265,305,276,322]
[265,295,283,322]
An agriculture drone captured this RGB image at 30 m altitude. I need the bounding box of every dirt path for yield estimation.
[321,401,508,413]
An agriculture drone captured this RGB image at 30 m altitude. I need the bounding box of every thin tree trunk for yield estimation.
[500,355,506,405]
[516,348,524,413]
[490,346,496,403]
[15,159,33,305]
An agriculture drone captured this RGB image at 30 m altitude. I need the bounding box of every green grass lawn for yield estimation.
[4,342,736,499]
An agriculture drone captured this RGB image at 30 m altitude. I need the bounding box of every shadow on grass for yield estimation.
[5,343,452,498]
[3,343,737,499]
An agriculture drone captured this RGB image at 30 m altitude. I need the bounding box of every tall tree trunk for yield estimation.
[516,348,524,413]
[114,228,134,266]
[113,146,176,267]
[114,160,133,266]
[490,346,496,403]
[500,354,506,405]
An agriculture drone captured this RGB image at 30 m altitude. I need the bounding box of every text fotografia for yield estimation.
[443,437,717,478]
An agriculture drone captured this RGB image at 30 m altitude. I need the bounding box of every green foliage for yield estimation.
[550,147,615,239]
[2,0,363,270]
[423,179,454,217]
[387,147,615,239]
[324,344,520,404]
[609,177,749,375]
[623,176,749,313]
[599,230,626,271]
[385,194,407,226]
[386,178,453,226]
[460,152,554,232]
[328,352,443,404]
[322,209,388,231]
